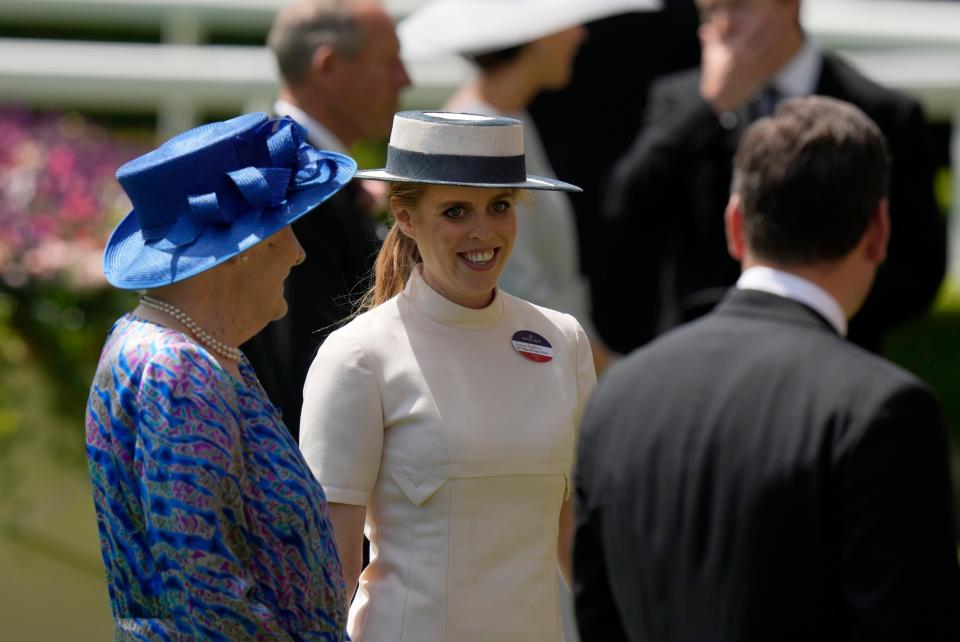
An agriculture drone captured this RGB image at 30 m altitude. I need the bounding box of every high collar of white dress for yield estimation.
[404,265,504,330]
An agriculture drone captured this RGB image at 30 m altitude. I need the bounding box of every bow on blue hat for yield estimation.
[104,112,357,290]
[127,116,341,251]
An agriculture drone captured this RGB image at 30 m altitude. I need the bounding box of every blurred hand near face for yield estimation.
[697,0,799,113]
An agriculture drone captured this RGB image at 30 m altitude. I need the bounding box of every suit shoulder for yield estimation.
[821,54,922,114]
[590,318,704,396]
[649,66,701,101]
[607,313,926,400]
[825,335,930,393]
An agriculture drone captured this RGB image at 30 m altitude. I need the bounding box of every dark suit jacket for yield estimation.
[604,53,947,353]
[574,288,960,642]
[242,183,379,439]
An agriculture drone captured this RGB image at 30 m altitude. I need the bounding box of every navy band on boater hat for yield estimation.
[103,112,357,290]
[355,111,581,192]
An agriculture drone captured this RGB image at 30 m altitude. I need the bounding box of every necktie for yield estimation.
[752,85,782,120]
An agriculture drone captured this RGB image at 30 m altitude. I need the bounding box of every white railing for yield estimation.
[0,0,424,39]
[802,0,960,49]
[0,39,276,139]
[3,1,960,123]
[3,1,960,125]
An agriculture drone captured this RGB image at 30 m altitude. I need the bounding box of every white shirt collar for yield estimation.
[736,266,847,336]
[771,38,822,98]
[274,99,348,154]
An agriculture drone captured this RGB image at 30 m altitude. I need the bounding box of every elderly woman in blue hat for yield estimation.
[299,111,597,641]
[85,113,355,640]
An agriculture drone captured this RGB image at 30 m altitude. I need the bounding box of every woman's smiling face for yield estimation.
[393,184,518,308]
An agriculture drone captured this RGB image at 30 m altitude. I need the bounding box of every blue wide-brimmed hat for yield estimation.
[355,110,581,192]
[104,112,357,290]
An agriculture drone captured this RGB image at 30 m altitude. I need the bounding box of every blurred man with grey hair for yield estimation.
[244,0,410,438]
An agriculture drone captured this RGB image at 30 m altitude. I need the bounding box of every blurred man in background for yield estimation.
[244,0,410,438]
[604,0,945,353]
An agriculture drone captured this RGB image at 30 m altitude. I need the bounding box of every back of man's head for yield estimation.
[269,0,365,87]
[732,95,889,266]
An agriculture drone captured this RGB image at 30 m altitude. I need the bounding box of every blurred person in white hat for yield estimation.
[398,0,662,377]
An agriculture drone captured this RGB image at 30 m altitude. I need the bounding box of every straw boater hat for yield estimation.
[355,110,581,192]
[398,0,662,60]
[103,112,356,290]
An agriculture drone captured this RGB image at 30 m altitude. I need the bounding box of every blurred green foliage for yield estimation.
[885,286,960,440]
[0,286,135,469]
[0,106,146,474]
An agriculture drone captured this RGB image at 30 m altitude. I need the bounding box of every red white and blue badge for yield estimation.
[511,330,553,363]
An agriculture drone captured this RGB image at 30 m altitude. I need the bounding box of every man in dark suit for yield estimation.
[574,96,960,642]
[243,0,410,438]
[604,0,945,353]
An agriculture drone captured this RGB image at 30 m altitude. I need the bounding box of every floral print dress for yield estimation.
[85,314,348,641]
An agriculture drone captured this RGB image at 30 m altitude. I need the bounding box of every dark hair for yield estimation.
[731,95,890,265]
[465,45,525,71]
[268,0,365,86]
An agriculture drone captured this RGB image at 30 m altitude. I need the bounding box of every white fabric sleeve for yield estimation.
[574,321,598,430]
[300,328,384,506]
[567,320,597,501]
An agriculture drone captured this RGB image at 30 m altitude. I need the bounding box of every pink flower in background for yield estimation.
[0,106,148,290]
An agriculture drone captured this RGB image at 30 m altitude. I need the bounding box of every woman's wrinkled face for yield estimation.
[394,184,518,309]
[234,225,305,322]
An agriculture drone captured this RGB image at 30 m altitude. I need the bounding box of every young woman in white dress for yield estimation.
[396,0,646,376]
[299,110,597,642]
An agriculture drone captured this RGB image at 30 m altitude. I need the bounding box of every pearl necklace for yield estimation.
[139,295,242,362]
